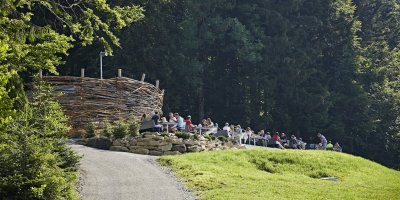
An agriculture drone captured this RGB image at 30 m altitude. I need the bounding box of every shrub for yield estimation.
[112,120,129,139]
[175,132,191,139]
[101,120,112,138]
[205,135,216,141]
[127,117,140,137]
[217,136,228,142]
[191,134,199,140]
[85,121,97,138]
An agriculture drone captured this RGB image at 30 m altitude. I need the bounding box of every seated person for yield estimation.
[297,138,306,149]
[333,142,342,152]
[184,115,196,132]
[280,132,288,145]
[272,132,285,149]
[175,113,186,131]
[151,111,162,132]
[168,112,178,133]
[289,135,298,149]
[223,122,232,137]
[206,118,214,128]
[264,132,272,142]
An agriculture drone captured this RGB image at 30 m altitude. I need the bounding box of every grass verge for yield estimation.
[159,148,400,200]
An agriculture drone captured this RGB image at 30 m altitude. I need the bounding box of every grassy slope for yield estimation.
[159,149,400,200]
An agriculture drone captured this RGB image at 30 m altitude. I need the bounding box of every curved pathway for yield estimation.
[71,144,195,200]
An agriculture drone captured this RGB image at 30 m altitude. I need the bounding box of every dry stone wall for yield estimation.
[95,134,240,156]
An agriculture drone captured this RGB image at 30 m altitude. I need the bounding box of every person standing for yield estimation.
[317,133,328,150]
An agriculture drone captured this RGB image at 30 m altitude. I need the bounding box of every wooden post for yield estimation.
[118,69,122,77]
[39,69,43,78]
[141,73,146,82]
[156,80,159,89]
[81,68,85,77]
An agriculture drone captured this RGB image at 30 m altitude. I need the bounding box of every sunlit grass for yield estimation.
[159,148,400,200]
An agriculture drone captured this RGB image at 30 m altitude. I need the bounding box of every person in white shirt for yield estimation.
[244,127,254,144]
[223,122,232,137]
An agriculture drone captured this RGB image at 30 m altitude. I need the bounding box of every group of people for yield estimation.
[141,111,342,152]
[141,111,217,134]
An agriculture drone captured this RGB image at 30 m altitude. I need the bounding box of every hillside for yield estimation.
[159,149,400,200]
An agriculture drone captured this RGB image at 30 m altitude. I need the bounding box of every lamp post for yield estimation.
[99,51,108,79]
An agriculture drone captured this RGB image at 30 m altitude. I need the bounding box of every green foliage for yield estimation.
[0,79,79,199]
[112,120,129,139]
[101,120,112,138]
[175,132,191,140]
[191,134,199,141]
[127,117,140,137]
[85,121,97,138]
[160,149,400,200]
[205,135,216,141]
[217,136,228,142]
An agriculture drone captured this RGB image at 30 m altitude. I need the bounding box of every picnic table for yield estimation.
[161,122,177,134]
[195,127,213,135]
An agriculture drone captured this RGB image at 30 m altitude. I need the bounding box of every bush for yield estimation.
[0,79,79,199]
[205,135,216,141]
[112,120,129,139]
[175,132,191,139]
[85,121,97,138]
[191,134,199,140]
[101,120,112,138]
[217,136,228,142]
[127,117,139,137]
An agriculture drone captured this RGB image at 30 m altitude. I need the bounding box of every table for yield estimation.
[195,127,212,135]
[161,122,177,134]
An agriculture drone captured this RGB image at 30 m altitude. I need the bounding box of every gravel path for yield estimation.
[71,144,196,200]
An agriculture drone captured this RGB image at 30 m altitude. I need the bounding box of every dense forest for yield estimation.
[59,0,400,169]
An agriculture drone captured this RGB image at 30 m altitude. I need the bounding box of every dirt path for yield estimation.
[71,144,196,200]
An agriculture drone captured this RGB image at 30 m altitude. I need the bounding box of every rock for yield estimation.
[199,135,208,141]
[76,138,87,145]
[171,144,187,153]
[164,151,181,155]
[144,134,157,138]
[131,148,149,155]
[187,145,202,152]
[149,150,163,156]
[136,138,152,142]
[184,140,201,146]
[86,136,112,150]
[112,139,123,146]
[129,139,137,146]
[158,143,173,151]
[128,146,142,150]
[207,143,216,149]
[165,137,183,144]
[136,140,161,147]
[153,136,165,141]
[110,146,129,152]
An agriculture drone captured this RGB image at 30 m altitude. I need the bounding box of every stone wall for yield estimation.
[87,134,240,156]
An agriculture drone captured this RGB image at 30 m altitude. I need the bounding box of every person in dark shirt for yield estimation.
[151,111,161,132]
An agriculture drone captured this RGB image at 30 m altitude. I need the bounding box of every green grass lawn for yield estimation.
[159,148,400,200]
